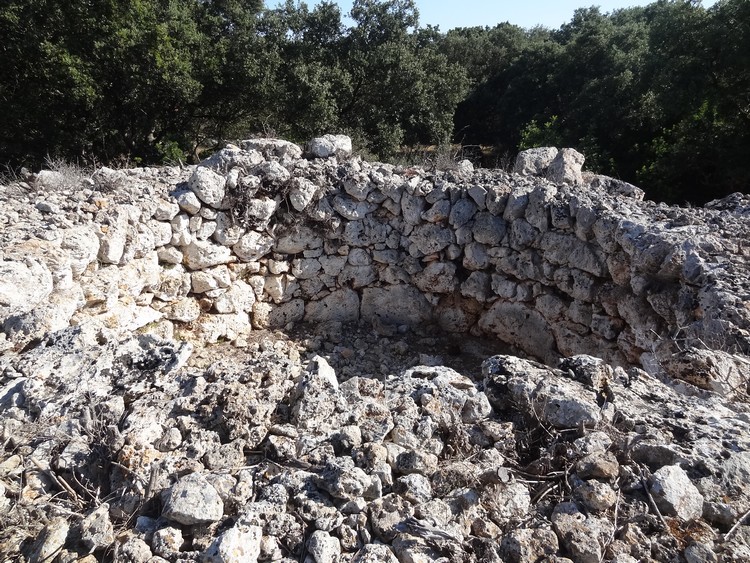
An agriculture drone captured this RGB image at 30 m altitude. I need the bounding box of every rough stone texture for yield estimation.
[189,166,227,207]
[308,134,353,159]
[546,148,585,185]
[514,147,559,176]
[163,473,225,525]
[1,136,750,563]
[650,465,705,521]
[203,524,262,563]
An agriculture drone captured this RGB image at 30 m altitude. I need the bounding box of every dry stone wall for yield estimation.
[2,136,750,395]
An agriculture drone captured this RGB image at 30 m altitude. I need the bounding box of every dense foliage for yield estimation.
[1,0,747,203]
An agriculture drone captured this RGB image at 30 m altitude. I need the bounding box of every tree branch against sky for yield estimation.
[266,0,718,31]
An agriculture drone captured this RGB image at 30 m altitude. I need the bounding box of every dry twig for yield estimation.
[638,464,672,535]
[29,456,82,509]
[724,506,750,542]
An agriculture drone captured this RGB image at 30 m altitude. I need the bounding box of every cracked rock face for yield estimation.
[1,138,750,562]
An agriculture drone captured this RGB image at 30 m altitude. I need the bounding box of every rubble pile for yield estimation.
[1,136,749,561]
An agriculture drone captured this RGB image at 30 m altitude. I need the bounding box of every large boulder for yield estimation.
[513,147,559,176]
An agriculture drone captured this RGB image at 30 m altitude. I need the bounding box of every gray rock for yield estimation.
[305,289,359,324]
[80,503,115,551]
[233,231,274,262]
[351,544,399,563]
[163,473,224,525]
[361,285,432,326]
[546,148,585,185]
[500,528,559,563]
[409,223,454,255]
[289,177,318,211]
[308,134,352,159]
[152,527,184,558]
[241,138,303,159]
[202,524,262,563]
[472,212,506,245]
[28,518,70,563]
[650,465,704,521]
[183,239,235,270]
[413,261,457,294]
[307,530,342,563]
[552,503,602,563]
[514,147,559,176]
[189,166,227,207]
[449,197,477,227]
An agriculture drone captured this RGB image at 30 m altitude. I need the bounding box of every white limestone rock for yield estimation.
[200,145,265,173]
[80,503,115,551]
[62,226,100,276]
[233,232,274,262]
[163,297,201,322]
[176,189,202,214]
[97,211,129,264]
[289,177,319,211]
[183,240,235,270]
[191,265,231,294]
[252,299,304,329]
[513,147,559,176]
[650,465,704,521]
[241,138,303,160]
[0,258,54,319]
[308,134,353,159]
[203,524,262,563]
[189,166,227,207]
[546,148,585,185]
[163,473,224,525]
[214,280,256,314]
[306,530,342,563]
[213,212,244,247]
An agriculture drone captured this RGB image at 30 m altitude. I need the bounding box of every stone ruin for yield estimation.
[1,136,749,562]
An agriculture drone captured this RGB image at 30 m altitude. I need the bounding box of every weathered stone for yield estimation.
[189,166,226,207]
[305,289,360,323]
[191,266,231,294]
[514,147,559,176]
[28,518,70,563]
[308,134,352,159]
[289,177,318,211]
[479,303,558,365]
[410,223,454,255]
[500,528,559,563]
[413,262,457,294]
[274,227,323,254]
[552,503,602,563]
[449,198,478,227]
[546,148,585,185]
[241,138,302,159]
[252,299,304,329]
[0,259,53,318]
[361,285,432,326]
[163,473,224,525]
[650,465,704,521]
[472,212,506,245]
[202,524,262,563]
[233,232,274,262]
[80,503,115,551]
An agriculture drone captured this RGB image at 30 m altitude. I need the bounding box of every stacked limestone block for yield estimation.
[1,137,749,396]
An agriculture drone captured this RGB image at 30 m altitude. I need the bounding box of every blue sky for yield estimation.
[268,1,718,31]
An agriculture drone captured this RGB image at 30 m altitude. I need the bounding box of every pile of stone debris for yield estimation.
[1,319,749,562]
